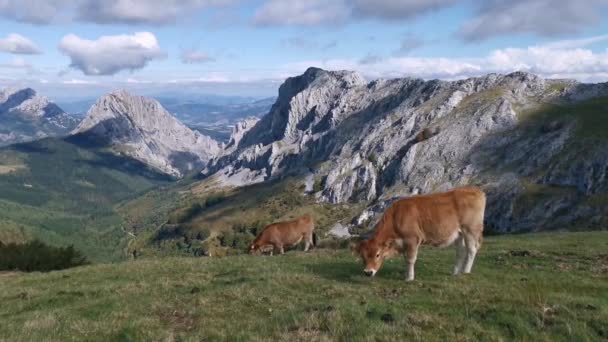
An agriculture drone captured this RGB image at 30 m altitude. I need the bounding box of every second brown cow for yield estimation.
[249,214,316,255]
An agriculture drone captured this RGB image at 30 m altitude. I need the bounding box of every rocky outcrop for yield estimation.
[0,87,79,146]
[73,90,220,177]
[204,67,608,233]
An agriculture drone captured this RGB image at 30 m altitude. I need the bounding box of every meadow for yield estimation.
[1,231,606,341]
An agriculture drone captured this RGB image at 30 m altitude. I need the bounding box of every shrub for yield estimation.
[368,153,378,164]
[312,178,325,193]
[0,240,88,272]
[194,229,211,241]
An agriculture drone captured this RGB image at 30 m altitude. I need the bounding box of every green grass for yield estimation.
[1,231,606,341]
[517,96,608,140]
[0,138,171,261]
[127,177,363,257]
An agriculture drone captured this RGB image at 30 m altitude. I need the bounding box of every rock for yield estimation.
[327,223,351,238]
[0,87,80,146]
[200,67,608,233]
[72,90,220,177]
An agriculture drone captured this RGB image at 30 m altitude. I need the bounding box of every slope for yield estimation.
[1,231,606,341]
[0,137,172,261]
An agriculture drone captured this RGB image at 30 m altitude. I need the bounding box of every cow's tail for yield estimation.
[312,232,318,248]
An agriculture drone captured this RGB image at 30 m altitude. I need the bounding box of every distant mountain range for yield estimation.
[2,68,608,260]
[57,94,275,142]
[0,88,80,146]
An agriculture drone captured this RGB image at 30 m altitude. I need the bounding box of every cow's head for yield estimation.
[248,242,260,254]
[352,239,396,277]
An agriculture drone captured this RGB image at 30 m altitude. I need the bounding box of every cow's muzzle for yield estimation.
[364,269,376,277]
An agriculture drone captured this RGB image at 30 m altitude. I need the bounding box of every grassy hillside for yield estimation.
[0,138,171,261]
[1,231,606,341]
[122,177,363,257]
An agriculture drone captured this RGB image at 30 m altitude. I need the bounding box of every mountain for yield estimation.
[72,90,221,177]
[0,87,80,146]
[204,67,608,233]
[159,96,275,142]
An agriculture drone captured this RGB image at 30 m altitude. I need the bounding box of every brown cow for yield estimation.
[352,186,486,281]
[249,214,316,255]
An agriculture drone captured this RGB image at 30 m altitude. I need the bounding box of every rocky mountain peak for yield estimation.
[0,87,64,119]
[0,87,78,146]
[204,67,608,233]
[73,89,220,178]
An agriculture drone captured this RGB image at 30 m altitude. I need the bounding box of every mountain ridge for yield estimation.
[0,87,80,146]
[73,89,221,177]
[203,67,608,233]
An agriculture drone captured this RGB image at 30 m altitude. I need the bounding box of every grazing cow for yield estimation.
[249,214,316,255]
[352,186,486,281]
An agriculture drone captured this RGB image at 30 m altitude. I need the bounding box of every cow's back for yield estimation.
[390,187,485,245]
[260,215,314,245]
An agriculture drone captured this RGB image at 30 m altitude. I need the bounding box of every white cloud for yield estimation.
[253,0,349,26]
[0,0,240,25]
[351,0,457,20]
[460,0,608,41]
[180,50,215,64]
[252,0,457,26]
[77,0,239,24]
[0,0,71,24]
[541,34,608,49]
[58,32,166,76]
[0,33,41,54]
[276,36,608,83]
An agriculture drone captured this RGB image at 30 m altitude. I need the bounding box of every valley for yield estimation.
[1,68,608,263]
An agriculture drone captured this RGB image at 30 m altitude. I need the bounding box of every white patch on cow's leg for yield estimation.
[453,234,466,275]
[279,246,285,255]
[462,233,478,274]
[404,244,419,281]
[304,234,313,252]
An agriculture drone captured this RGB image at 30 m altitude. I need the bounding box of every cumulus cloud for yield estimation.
[253,0,457,26]
[460,0,608,41]
[278,35,608,83]
[77,0,238,24]
[351,0,457,20]
[0,0,71,24]
[253,0,349,26]
[0,0,239,25]
[180,50,215,64]
[58,32,166,76]
[0,33,41,54]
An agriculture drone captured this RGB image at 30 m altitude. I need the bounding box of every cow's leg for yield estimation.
[404,242,419,281]
[278,245,285,255]
[462,232,480,274]
[453,234,466,275]
[303,233,313,252]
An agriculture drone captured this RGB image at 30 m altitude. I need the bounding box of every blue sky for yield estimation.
[1,0,608,100]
